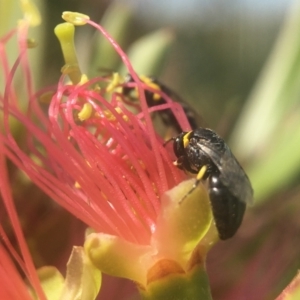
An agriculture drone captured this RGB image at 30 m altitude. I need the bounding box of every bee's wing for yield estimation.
[199,143,254,205]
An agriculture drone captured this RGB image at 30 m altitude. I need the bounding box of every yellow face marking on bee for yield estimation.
[183,131,192,148]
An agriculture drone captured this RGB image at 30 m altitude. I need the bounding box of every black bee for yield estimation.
[122,74,201,132]
[165,128,253,240]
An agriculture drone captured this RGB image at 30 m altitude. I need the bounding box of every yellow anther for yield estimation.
[145,81,160,96]
[26,38,38,48]
[20,0,41,26]
[152,92,161,100]
[74,181,81,188]
[94,85,101,93]
[103,107,129,122]
[139,75,161,101]
[114,87,123,95]
[115,107,122,114]
[79,74,89,85]
[62,11,90,26]
[55,22,82,84]
[116,107,129,122]
[78,103,93,121]
[183,131,192,148]
[138,75,150,84]
[106,73,122,93]
[196,165,207,181]
[103,110,115,121]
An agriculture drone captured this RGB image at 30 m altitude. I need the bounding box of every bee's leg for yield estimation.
[179,165,208,204]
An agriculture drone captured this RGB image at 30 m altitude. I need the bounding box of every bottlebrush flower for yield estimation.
[1,9,219,299]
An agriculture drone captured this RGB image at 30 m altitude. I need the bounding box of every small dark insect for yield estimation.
[122,74,201,132]
[165,128,253,240]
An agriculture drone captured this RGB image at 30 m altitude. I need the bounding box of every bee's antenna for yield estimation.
[163,136,176,147]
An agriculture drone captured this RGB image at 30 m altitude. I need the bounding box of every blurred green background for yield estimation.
[42,0,288,131]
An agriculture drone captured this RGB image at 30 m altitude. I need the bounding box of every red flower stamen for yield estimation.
[1,14,190,248]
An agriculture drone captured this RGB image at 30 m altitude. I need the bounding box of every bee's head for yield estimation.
[173,132,187,158]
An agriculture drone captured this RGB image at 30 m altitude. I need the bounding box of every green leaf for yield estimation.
[89,2,134,76]
[119,28,175,76]
[248,118,300,202]
[230,1,300,160]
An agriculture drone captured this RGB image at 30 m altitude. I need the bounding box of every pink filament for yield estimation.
[0,16,188,250]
